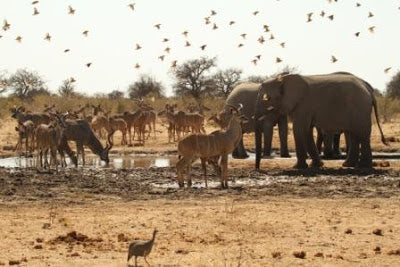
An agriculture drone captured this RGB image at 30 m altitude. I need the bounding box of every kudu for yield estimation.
[176,104,247,188]
[14,120,35,155]
[10,106,51,126]
[107,116,128,145]
[90,104,108,138]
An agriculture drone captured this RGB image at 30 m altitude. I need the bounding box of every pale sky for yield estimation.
[0,0,399,96]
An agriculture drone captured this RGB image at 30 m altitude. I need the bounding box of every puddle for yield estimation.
[0,156,177,169]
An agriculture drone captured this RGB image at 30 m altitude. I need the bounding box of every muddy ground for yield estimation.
[0,119,400,266]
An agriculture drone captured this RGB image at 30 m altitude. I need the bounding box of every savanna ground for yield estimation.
[0,113,400,266]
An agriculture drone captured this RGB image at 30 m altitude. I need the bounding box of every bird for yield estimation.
[229,21,235,25]
[135,43,142,50]
[328,14,334,20]
[251,59,258,65]
[368,12,374,18]
[82,30,89,37]
[154,24,161,29]
[253,10,259,16]
[44,33,51,41]
[164,47,171,53]
[240,33,246,39]
[255,55,261,60]
[331,55,338,63]
[134,63,140,69]
[210,10,217,16]
[158,55,165,61]
[368,26,375,33]
[33,7,39,15]
[70,77,76,83]
[307,12,313,22]
[3,20,11,31]
[185,41,191,47]
[32,1,39,4]
[263,24,270,32]
[276,57,282,63]
[212,23,218,30]
[182,30,188,37]
[258,36,265,44]
[162,38,169,42]
[354,32,360,37]
[356,2,361,7]
[384,67,392,73]
[68,5,75,15]
[200,44,207,50]
[280,42,285,48]
[15,36,22,43]
[86,62,92,67]
[128,3,135,11]
[171,60,177,68]
[320,10,325,17]
[127,229,158,267]
[238,43,244,48]
[64,49,70,53]
[204,17,211,25]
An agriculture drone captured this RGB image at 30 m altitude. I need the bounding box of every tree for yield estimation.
[212,68,242,97]
[8,69,48,99]
[386,71,400,98]
[172,57,217,102]
[246,75,269,83]
[128,74,164,99]
[58,79,78,98]
[0,72,8,95]
[108,90,124,100]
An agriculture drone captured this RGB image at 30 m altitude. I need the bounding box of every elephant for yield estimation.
[254,72,387,169]
[316,129,343,159]
[220,82,290,159]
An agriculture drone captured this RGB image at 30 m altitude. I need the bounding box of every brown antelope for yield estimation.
[10,106,51,126]
[133,110,148,146]
[116,110,142,145]
[107,117,128,145]
[14,120,35,155]
[208,114,224,128]
[176,104,246,188]
[136,99,157,138]
[59,118,112,166]
[90,104,108,138]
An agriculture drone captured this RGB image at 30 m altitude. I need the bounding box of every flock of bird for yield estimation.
[0,0,396,84]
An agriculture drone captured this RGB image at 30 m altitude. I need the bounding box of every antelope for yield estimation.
[136,100,157,138]
[133,110,148,146]
[58,118,112,166]
[43,104,56,113]
[208,114,224,128]
[176,104,247,188]
[107,117,128,145]
[14,120,35,155]
[116,110,142,146]
[10,106,51,126]
[90,104,108,138]
[186,103,211,115]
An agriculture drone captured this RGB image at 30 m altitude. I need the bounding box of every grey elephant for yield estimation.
[220,82,289,159]
[316,129,345,158]
[255,72,386,169]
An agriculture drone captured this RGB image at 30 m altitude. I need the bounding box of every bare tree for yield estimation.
[212,68,242,97]
[108,90,124,100]
[245,75,269,83]
[58,79,78,98]
[0,72,8,95]
[386,71,400,99]
[128,74,164,99]
[8,69,48,99]
[172,57,217,102]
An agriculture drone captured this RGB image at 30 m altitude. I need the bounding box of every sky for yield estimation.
[0,0,399,97]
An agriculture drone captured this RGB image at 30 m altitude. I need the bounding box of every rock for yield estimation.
[373,229,383,236]
[293,251,306,259]
[34,244,43,249]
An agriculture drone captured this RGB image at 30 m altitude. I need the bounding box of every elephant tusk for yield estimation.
[258,115,266,121]
[267,106,274,111]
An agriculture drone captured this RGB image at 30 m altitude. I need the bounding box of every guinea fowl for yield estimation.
[127,229,158,267]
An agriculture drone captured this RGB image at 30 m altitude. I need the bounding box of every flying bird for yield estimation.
[171,60,177,68]
[251,59,258,65]
[185,41,191,47]
[204,17,211,24]
[162,38,169,42]
[3,20,11,31]
[70,77,76,83]
[200,44,207,50]
[368,12,374,18]
[64,49,70,53]
[68,5,75,15]
[33,7,39,15]
[240,33,246,39]
[135,43,142,50]
[154,24,161,29]
[354,32,360,37]
[356,3,361,7]
[263,25,270,32]
[384,67,392,73]
[182,30,188,37]
[368,26,375,33]
[238,43,244,48]
[212,23,218,30]
[32,1,39,4]
[210,10,217,16]
[82,30,89,36]
[320,10,325,17]
[135,63,140,69]
[331,55,338,63]
[258,36,265,44]
[86,62,92,67]
[328,14,334,20]
[164,47,171,53]
[128,3,135,11]
[253,11,259,16]
[15,36,22,43]
[280,42,285,48]
[270,34,275,40]
[158,55,165,61]
[307,13,313,22]
[276,57,282,63]
[44,33,51,41]
[229,21,235,25]
[255,55,261,60]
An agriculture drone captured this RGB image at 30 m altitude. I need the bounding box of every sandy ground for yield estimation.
[0,118,400,266]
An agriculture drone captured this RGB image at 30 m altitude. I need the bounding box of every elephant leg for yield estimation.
[333,133,341,158]
[306,127,323,168]
[323,133,334,159]
[359,135,373,168]
[292,121,308,169]
[343,133,359,167]
[278,116,290,158]
[262,123,273,157]
[232,137,249,159]
[316,128,324,154]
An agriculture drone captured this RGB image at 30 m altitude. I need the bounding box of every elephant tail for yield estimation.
[366,82,388,146]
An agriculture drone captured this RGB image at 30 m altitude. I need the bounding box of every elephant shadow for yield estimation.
[268,167,389,177]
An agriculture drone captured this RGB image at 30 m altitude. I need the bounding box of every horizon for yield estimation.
[1,1,399,97]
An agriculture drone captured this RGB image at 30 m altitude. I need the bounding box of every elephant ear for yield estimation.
[280,74,308,114]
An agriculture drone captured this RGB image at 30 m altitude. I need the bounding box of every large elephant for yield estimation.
[221,82,290,159]
[316,129,343,158]
[254,72,386,169]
